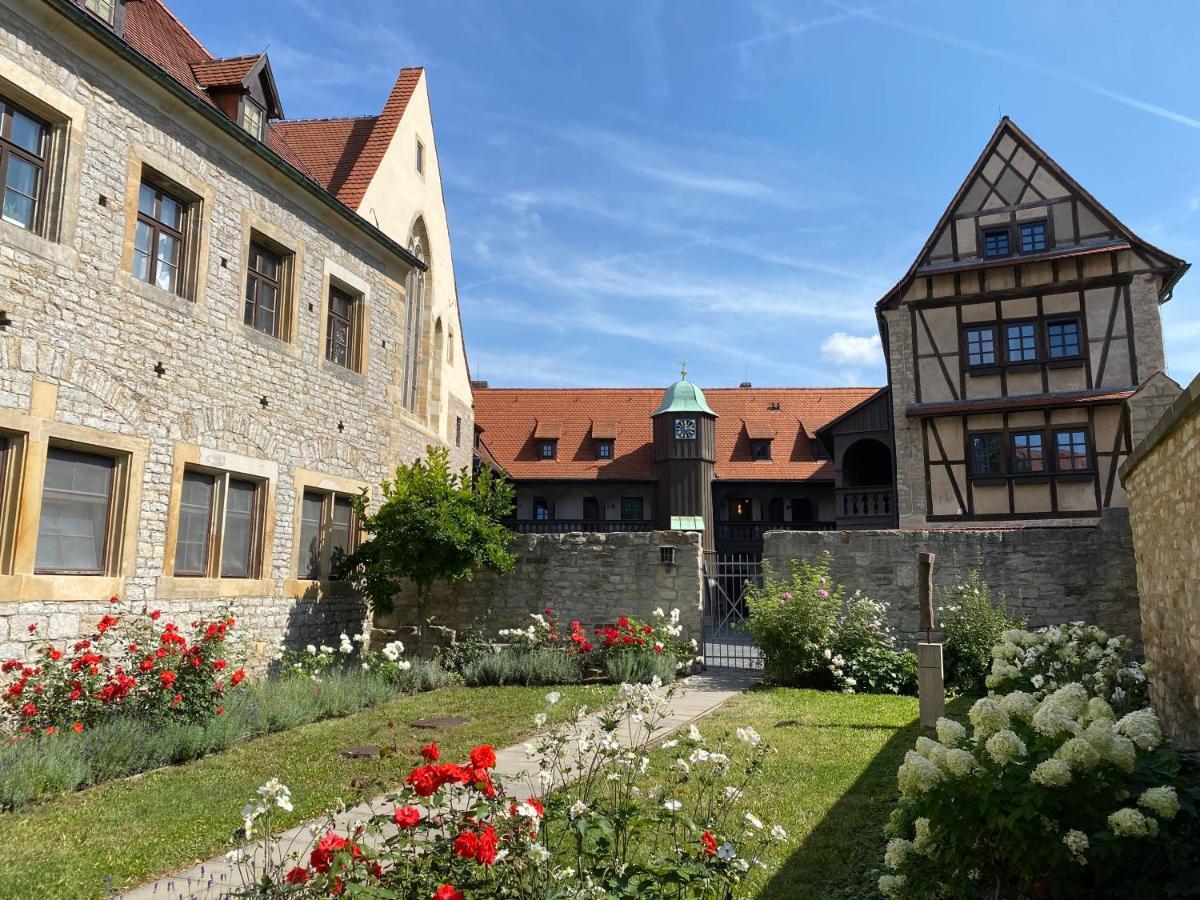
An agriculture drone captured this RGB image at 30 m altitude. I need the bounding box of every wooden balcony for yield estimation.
[835,486,896,528]
[507,519,656,535]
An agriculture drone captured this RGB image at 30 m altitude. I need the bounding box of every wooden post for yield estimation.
[916,552,945,727]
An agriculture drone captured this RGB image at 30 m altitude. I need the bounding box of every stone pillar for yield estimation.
[917,643,945,727]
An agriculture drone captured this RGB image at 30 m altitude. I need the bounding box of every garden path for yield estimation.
[118,670,758,900]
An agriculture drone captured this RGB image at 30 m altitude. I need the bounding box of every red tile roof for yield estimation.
[474,387,880,482]
[118,0,421,213]
[190,55,259,88]
[907,388,1134,417]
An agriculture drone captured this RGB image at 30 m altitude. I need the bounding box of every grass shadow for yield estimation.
[757,695,973,899]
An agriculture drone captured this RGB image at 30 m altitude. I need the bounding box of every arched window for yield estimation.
[402,225,427,412]
[429,318,445,432]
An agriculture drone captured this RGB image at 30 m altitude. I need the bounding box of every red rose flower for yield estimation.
[433,886,464,900]
[526,797,544,817]
[393,806,421,828]
[160,670,176,689]
[44,726,56,736]
[139,657,154,672]
[284,866,309,885]
[701,831,717,857]
[27,623,37,634]
[474,825,499,866]
[20,702,36,717]
[96,615,118,634]
[420,742,439,762]
[453,830,479,860]
[212,659,227,670]
[231,669,246,686]
[48,648,62,662]
[406,766,440,797]
[72,722,84,733]
[215,706,224,715]
[469,744,497,770]
[155,648,166,659]
[149,609,161,620]
[310,832,351,874]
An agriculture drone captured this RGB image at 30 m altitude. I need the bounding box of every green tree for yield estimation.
[350,446,516,655]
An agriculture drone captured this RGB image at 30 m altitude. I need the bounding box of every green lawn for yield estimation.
[0,684,612,899]
[692,687,971,900]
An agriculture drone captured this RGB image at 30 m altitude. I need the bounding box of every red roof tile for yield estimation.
[190,55,259,88]
[272,117,377,195]
[333,68,423,210]
[123,0,213,105]
[474,387,879,482]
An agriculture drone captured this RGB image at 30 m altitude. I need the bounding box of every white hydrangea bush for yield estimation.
[878,684,1194,898]
[986,623,1151,714]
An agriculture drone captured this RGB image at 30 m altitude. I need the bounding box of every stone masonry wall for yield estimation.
[0,7,465,670]
[1121,372,1200,750]
[763,512,1140,645]
[374,531,704,649]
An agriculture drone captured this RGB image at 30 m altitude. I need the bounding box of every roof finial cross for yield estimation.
[679,359,687,381]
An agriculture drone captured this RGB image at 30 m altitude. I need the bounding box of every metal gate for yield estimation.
[702,553,763,669]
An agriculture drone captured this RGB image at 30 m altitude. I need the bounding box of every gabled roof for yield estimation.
[877,117,1189,311]
[334,68,424,210]
[272,116,377,198]
[474,386,878,482]
[190,55,259,88]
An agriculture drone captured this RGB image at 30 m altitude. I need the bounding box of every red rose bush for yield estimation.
[230,680,782,897]
[1,600,245,734]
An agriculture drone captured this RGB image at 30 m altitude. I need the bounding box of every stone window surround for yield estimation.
[118,143,215,310]
[236,210,305,355]
[0,55,86,264]
[283,467,367,600]
[0,382,147,604]
[317,259,371,380]
[158,442,277,599]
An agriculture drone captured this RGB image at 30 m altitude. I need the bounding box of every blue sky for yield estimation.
[175,0,1200,390]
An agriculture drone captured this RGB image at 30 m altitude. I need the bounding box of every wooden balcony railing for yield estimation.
[836,486,895,520]
[507,519,656,535]
[714,520,836,543]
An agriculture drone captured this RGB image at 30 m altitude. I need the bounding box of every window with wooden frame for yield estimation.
[620,497,645,521]
[1019,221,1048,254]
[538,440,557,460]
[1010,431,1046,475]
[0,434,16,573]
[172,468,265,579]
[325,285,361,370]
[1005,322,1038,363]
[533,497,551,521]
[81,0,116,25]
[240,98,265,141]
[1046,318,1082,360]
[595,439,613,460]
[750,438,772,461]
[982,227,1010,258]
[964,325,997,367]
[1053,429,1091,472]
[244,240,290,338]
[969,433,1004,477]
[35,447,123,575]
[415,138,425,175]
[133,180,187,294]
[295,489,359,581]
[0,96,48,234]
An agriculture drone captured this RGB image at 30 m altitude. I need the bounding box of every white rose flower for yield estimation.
[569,800,589,819]
[662,800,682,812]
[736,726,762,746]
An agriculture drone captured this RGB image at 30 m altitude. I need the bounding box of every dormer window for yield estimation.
[1019,221,1048,253]
[750,439,772,461]
[538,440,557,460]
[983,227,1010,258]
[79,0,122,29]
[241,99,265,141]
[595,440,613,460]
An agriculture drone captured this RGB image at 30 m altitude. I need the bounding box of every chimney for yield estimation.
[739,381,752,389]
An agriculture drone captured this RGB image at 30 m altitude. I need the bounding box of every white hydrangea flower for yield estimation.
[968,697,1010,740]
[878,873,907,897]
[999,691,1038,722]
[1139,786,1179,820]
[1055,737,1101,772]
[897,750,943,795]
[1108,806,1152,837]
[1116,708,1163,751]
[985,729,1027,767]
[1105,734,1137,773]
[1063,829,1088,864]
[1031,697,1081,739]
[884,838,912,870]
[1085,697,1115,724]
[934,717,966,745]
[912,817,932,853]
[1047,683,1089,719]
[1031,758,1072,787]
[942,748,978,778]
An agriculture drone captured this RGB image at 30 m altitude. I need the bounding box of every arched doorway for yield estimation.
[842,438,893,487]
[838,438,895,526]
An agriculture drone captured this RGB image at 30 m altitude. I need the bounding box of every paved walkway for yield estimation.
[119,669,757,899]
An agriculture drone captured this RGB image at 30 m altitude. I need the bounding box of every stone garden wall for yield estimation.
[374,531,704,648]
[1120,372,1200,750]
[763,512,1140,645]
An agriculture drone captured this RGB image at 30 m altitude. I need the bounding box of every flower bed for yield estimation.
[226,682,786,898]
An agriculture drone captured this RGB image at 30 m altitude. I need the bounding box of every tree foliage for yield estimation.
[350,447,516,643]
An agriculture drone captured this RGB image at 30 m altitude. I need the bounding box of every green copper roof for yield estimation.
[652,378,717,417]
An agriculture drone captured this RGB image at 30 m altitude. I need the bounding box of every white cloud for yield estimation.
[820,331,883,366]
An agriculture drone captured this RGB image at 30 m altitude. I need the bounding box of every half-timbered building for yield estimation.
[878,118,1188,527]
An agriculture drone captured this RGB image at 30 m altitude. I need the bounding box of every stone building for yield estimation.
[0,0,471,662]
[876,117,1188,528]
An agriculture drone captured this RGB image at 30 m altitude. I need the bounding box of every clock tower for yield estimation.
[651,365,718,554]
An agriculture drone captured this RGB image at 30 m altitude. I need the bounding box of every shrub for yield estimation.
[742,553,842,686]
[436,627,497,676]
[603,648,678,685]
[279,632,424,688]
[462,647,582,687]
[986,624,1150,715]
[1,601,245,734]
[592,609,698,676]
[939,568,1021,696]
[879,685,1197,899]
[228,683,787,897]
[0,668,443,810]
[831,591,918,695]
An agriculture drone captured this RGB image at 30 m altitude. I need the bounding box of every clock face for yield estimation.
[675,417,697,440]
